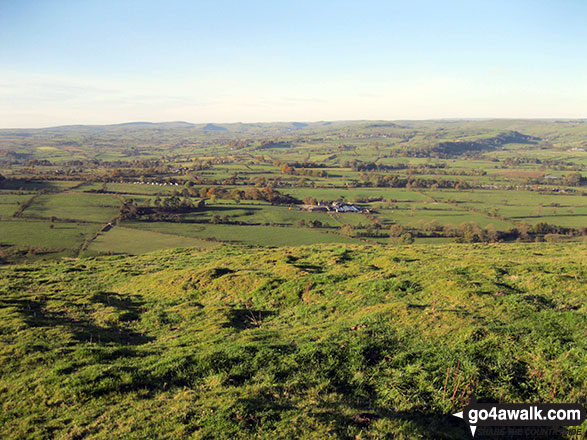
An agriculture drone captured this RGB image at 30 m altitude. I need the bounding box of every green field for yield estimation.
[24,192,121,223]
[0,218,100,257]
[425,189,587,227]
[0,204,19,216]
[284,187,429,202]
[123,221,366,246]
[376,203,515,229]
[86,226,219,255]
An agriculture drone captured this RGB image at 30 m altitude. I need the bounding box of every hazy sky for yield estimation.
[1,0,586,127]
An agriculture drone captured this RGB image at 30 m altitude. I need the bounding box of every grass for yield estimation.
[85,225,219,255]
[106,183,178,195]
[24,192,121,223]
[0,180,84,191]
[0,205,18,216]
[284,187,429,202]
[376,203,514,229]
[0,193,34,204]
[123,221,365,246]
[0,242,584,439]
[0,193,34,216]
[425,189,587,228]
[0,218,100,254]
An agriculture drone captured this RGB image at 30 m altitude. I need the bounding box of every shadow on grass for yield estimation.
[224,308,276,330]
[4,293,152,346]
[90,291,145,321]
[314,404,468,440]
[228,395,471,440]
[292,263,323,273]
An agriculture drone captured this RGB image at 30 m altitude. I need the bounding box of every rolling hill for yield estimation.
[0,242,584,439]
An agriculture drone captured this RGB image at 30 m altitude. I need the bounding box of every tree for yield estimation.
[457,222,483,243]
[308,220,323,228]
[389,224,405,238]
[340,224,354,237]
[565,172,582,186]
[230,189,242,204]
[390,232,413,244]
[545,233,561,243]
[399,233,414,244]
[485,224,499,242]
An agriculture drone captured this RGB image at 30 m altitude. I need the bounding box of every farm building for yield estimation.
[299,201,363,213]
[300,205,328,212]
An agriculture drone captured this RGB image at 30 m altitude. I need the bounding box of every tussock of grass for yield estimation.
[0,243,585,439]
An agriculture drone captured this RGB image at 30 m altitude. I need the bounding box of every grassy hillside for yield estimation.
[0,242,585,439]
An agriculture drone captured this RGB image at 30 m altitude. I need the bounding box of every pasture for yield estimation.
[24,192,121,223]
[86,225,218,255]
[123,221,365,246]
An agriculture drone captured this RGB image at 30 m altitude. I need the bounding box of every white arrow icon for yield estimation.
[453,411,477,437]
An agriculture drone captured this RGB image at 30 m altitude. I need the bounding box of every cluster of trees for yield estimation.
[196,186,299,205]
[282,161,326,169]
[520,172,584,187]
[502,157,542,166]
[227,140,251,149]
[343,160,449,172]
[293,168,327,177]
[26,159,54,166]
[353,173,472,190]
[273,160,327,177]
[353,196,383,203]
[118,196,204,221]
[258,140,290,149]
[390,220,585,243]
[560,172,583,186]
[324,220,586,244]
[296,219,324,228]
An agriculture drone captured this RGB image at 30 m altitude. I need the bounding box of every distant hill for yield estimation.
[115,121,196,129]
[201,123,227,131]
[47,121,196,130]
[2,119,587,161]
[428,130,541,157]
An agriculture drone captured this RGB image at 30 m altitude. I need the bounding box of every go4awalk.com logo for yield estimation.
[452,398,586,437]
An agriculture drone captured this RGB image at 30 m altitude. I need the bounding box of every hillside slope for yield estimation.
[0,243,585,439]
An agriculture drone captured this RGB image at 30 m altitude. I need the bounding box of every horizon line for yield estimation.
[2,117,587,131]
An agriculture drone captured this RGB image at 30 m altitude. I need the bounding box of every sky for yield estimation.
[1,0,586,128]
